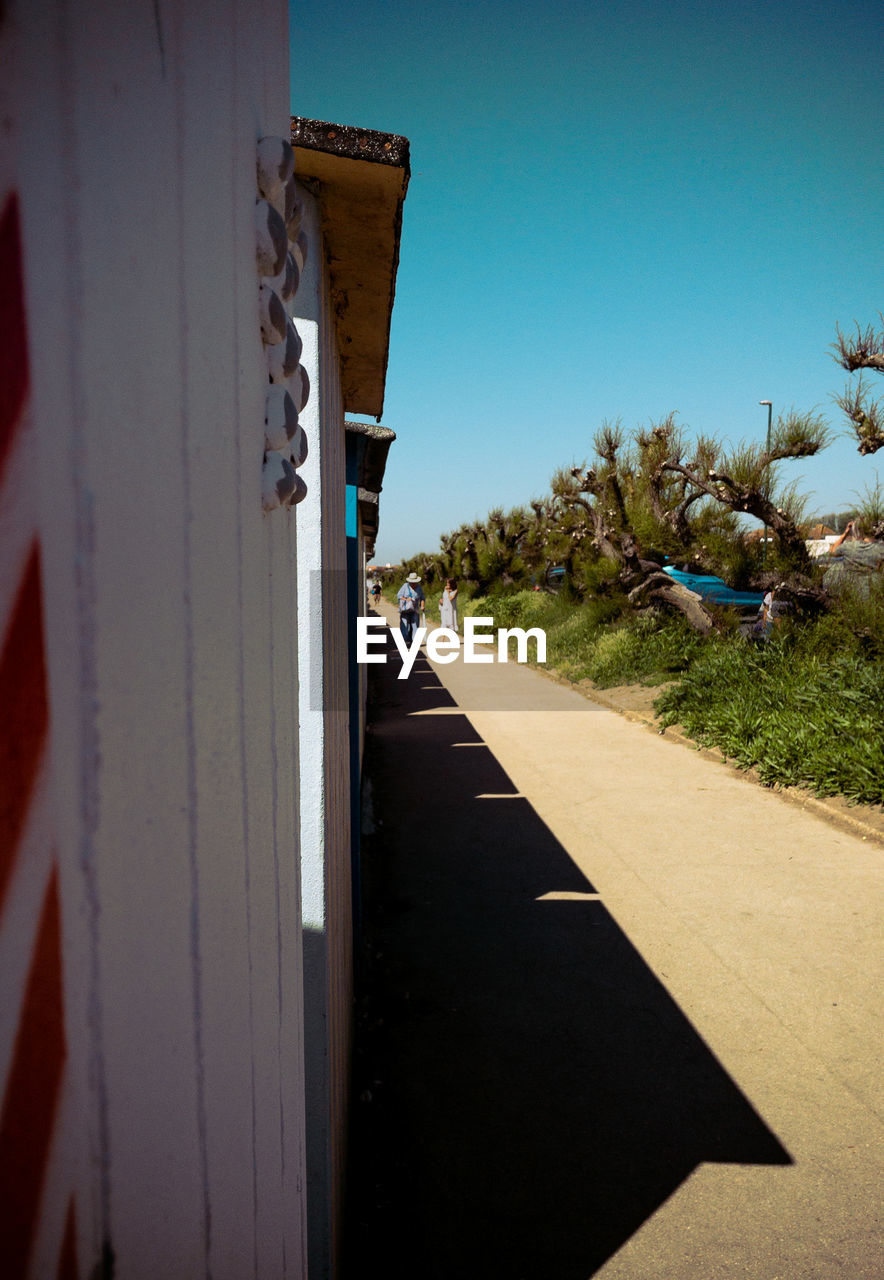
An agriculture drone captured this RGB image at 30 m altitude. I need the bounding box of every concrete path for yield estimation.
[348,610,883,1278]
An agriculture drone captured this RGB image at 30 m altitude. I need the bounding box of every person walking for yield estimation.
[439,578,459,632]
[396,571,425,644]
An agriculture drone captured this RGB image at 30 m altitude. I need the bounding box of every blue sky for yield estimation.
[290,0,884,563]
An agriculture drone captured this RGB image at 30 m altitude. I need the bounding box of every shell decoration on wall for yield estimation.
[256,136,310,512]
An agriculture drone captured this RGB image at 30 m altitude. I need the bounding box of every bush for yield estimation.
[655,627,884,804]
[469,593,705,687]
[484,590,559,629]
[581,612,708,686]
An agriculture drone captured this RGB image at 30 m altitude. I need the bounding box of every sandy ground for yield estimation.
[347,606,883,1278]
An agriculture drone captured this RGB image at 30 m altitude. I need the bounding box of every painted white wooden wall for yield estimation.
[3,1,308,1275]
[293,188,353,1280]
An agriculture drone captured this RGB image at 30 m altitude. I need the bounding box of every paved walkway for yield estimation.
[347,609,883,1278]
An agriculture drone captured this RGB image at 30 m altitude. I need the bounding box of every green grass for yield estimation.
[655,630,884,805]
[464,591,705,686]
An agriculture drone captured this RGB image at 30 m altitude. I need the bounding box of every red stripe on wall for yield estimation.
[0,194,30,486]
[0,544,49,913]
[57,1199,79,1280]
[0,868,67,1277]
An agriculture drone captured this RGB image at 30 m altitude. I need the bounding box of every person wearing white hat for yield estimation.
[396,571,425,644]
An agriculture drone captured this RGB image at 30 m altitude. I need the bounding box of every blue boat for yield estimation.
[662,566,764,611]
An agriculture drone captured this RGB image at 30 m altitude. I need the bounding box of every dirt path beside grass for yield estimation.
[561,673,884,847]
[350,605,884,1277]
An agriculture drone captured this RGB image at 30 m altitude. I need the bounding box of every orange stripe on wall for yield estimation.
[0,545,49,913]
[0,868,67,1277]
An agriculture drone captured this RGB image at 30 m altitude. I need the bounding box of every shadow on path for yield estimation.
[347,634,791,1279]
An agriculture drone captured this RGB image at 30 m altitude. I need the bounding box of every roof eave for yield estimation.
[291,117,410,420]
[345,419,397,492]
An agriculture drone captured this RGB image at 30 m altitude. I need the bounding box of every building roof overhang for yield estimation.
[345,419,397,493]
[291,117,410,420]
[357,486,380,542]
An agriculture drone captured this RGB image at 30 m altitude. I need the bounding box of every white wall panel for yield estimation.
[7,0,308,1275]
[294,188,353,1279]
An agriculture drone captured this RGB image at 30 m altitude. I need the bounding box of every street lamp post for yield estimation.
[759,400,772,569]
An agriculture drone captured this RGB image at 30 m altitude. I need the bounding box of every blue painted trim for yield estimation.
[346,484,358,538]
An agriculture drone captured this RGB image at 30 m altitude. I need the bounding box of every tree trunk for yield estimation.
[628,573,716,635]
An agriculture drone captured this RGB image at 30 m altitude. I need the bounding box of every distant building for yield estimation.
[745,523,842,559]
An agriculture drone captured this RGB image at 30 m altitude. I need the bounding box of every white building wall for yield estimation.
[294,188,353,1280]
[3,2,308,1276]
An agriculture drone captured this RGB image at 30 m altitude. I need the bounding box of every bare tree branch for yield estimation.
[832,316,884,374]
[831,313,884,454]
[628,574,715,635]
[833,374,884,455]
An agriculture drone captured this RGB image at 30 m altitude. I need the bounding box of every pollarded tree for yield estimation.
[634,414,724,553]
[552,421,646,576]
[832,313,884,455]
[445,506,548,594]
[530,493,598,599]
[520,499,586,589]
[553,422,719,632]
[652,410,829,575]
[438,530,460,579]
[512,501,550,576]
[479,506,529,587]
[443,523,481,586]
[553,410,830,631]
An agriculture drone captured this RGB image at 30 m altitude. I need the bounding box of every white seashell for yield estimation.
[287,473,308,507]
[284,178,304,242]
[264,384,299,450]
[291,363,310,413]
[290,230,309,273]
[267,321,302,383]
[262,451,296,512]
[288,320,303,366]
[289,425,308,469]
[255,199,288,278]
[265,251,300,302]
[256,136,295,202]
[258,283,287,345]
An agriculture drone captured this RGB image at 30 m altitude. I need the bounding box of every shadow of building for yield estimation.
[347,636,791,1279]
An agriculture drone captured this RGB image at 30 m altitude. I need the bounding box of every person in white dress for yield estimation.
[439,578,458,631]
